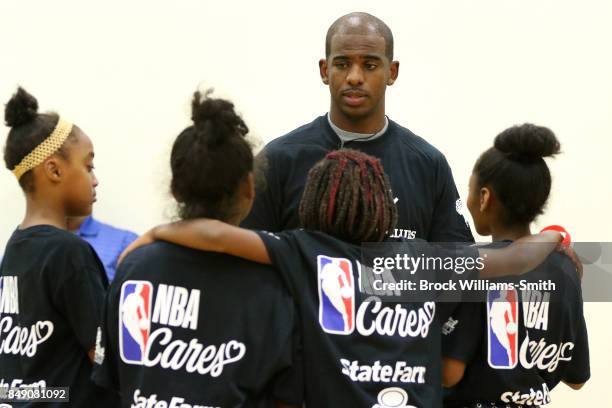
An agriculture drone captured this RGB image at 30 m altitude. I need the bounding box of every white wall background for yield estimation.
[1,1,610,405]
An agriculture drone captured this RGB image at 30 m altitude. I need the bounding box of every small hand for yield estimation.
[118,229,156,265]
[558,244,583,280]
[540,225,582,279]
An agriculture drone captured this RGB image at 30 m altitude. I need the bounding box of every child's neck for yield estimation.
[20,195,68,230]
[491,223,531,242]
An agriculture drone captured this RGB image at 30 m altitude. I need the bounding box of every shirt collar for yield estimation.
[78,215,100,237]
[327,113,389,143]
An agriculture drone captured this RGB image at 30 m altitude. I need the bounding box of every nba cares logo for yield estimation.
[317,255,355,335]
[119,280,153,364]
[487,289,519,369]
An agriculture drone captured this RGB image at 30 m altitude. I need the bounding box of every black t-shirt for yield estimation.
[442,242,590,407]
[0,225,112,407]
[257,229,479,408]
[92,241,302,408]
[242,115,474,243]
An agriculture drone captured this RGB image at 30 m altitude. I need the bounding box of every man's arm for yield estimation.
[429,154,474,243]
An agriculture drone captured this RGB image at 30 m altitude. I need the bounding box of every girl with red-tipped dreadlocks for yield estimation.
[119,146,569,407]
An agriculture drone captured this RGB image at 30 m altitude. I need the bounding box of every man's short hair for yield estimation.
[325,12,394,61]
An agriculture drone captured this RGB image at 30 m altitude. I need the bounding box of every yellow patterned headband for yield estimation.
[12,118,73,180]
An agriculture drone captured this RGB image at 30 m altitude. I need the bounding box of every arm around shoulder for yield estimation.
[153,219,272,265]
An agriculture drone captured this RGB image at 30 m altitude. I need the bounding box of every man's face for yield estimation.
[320,33,398,126]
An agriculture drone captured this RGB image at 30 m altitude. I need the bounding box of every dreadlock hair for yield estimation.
[170,89,253,221]
[299,149,397,243]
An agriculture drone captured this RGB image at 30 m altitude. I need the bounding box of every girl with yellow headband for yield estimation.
[0,88,116,406]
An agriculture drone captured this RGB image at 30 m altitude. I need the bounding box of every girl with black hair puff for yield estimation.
[119,113,573,406]
[441,125,590,408]
[92,90,302,408]
[0,88,117,406]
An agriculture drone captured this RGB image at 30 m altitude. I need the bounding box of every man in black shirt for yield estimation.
[243,12,473,243]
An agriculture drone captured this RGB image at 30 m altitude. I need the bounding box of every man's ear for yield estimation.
[480,186,491,212]
[319,58,330,85]
[42,157,63,184]
[387,61,399,85]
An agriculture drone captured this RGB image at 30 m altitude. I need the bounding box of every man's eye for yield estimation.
[366,63,378,70]
[335,62,349,69]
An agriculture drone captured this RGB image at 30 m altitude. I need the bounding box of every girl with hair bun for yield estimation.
[0,88,115,406]
[441,124,590,407]
[92,90,302,408]
[119,113,573,405]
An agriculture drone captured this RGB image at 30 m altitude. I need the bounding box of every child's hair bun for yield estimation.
[5,87,39,128]
[191,89,248,147]
[494,123,560,161]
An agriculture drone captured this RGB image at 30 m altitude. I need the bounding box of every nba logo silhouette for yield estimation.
[119,280,153,364]
[487,289,519,369]
[317,255,355,335]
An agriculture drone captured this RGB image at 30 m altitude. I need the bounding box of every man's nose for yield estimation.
[346,64,364,86]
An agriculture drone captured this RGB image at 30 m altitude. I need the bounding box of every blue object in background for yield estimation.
[76,216,138,281]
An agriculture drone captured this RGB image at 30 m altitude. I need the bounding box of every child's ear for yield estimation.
[480,186,491,212]
[43,157,62,183]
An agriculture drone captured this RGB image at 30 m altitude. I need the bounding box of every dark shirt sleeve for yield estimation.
[52,243,108,352]
[442,301,484,363]
[91,282,120,391]
[429,244,481,283]
[429,154,474,243]
[564,308,590,384]
[430,244,482,314]
[255,230,306,298]
[269,302,304,405]
[241,149,283,231]
[561,260,591,384]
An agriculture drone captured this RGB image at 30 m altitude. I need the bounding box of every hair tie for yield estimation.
[11,118,73,180]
